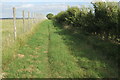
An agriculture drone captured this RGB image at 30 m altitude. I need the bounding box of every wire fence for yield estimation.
[2,7,45,49]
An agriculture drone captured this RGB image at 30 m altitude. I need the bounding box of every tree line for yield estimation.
[47,2,120,42]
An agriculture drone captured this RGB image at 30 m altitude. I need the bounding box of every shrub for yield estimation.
[46,13,54,20]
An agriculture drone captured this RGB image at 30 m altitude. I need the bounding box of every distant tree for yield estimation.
[46,13,54,20]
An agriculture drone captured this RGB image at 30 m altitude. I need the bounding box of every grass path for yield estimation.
[47,21,85,78]
[3,20,118,78]
[3,20,51,78]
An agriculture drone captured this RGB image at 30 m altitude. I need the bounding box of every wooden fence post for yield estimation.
[32,13,34,24]
[13,7,16,40]
[28,11,30,30]
[35,13,37,23]
[34,13,36,23]
[23,10,25,32]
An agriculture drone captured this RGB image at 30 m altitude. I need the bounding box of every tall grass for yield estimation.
[2,19,35,49]
[2,19,42,66]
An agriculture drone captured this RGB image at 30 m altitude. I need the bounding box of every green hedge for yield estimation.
[54,2,119,42]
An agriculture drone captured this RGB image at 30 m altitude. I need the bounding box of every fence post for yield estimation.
[22,10,25,32]
[13,7,16,40]
[32,13,34,24]
[35,13,37,23]
[34,13,36,23]
[28,11,30,30]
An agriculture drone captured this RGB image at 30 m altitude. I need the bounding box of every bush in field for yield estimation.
[93,2,118,40]
[65,7,80,26]
[54,11,68,24]
[46,13,54,20]
[54,7,81,26]
[83,10,95,33]
[55,2,119,41]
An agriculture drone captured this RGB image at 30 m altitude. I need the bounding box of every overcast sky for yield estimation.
[0,0,119,18]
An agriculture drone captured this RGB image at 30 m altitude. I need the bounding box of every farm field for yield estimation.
[2,19,42,67]
[2,20,119,78]
[1,19,40,49]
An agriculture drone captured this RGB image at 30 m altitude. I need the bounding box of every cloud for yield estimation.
[21,4,34,8]
[15,4,34,9]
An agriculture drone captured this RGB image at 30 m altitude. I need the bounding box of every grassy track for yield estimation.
[3,20,51,78]
[48,21,84,78]
[3,20,118,78]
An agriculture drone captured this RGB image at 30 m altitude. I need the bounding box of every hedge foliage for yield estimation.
[54,2,120,42]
